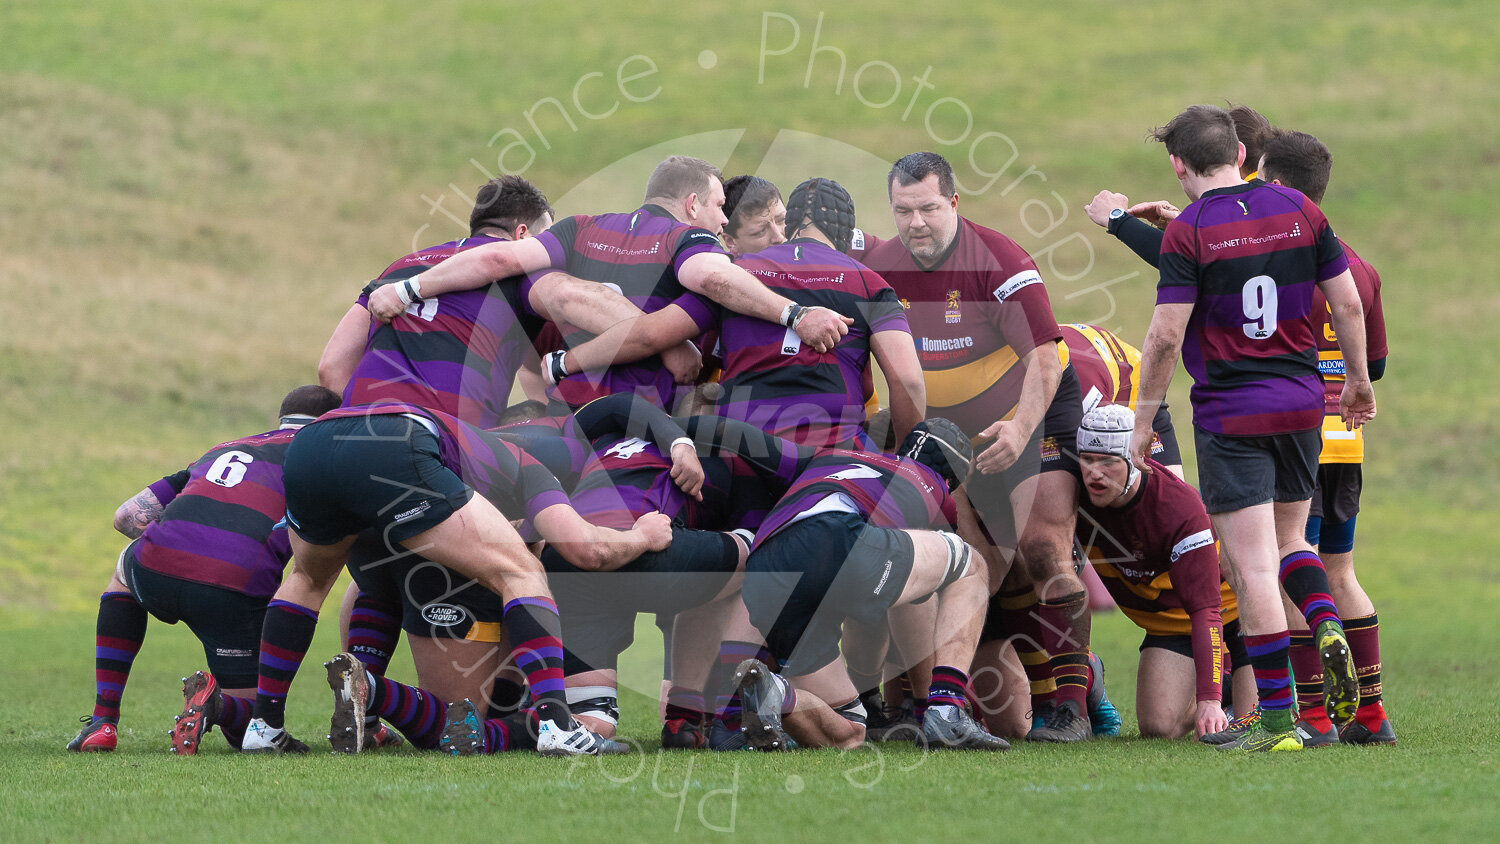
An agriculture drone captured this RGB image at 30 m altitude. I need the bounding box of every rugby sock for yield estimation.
[1244,631,1295,732]
[368,675,445,750]
[483,710,540,753]
[346,591,401,676]
[92,591,148,720]
[709,641,767,730]
[502,597,567,708]
[665,687,706,723]
[1278,551,1342,632]
[486,677,527,717]
[216,695,253,750]
[1288,631,1331,730]
[1344,614,1388,731]
[254,600,320,729]
[995,585,1058,702]
[927,666,969,710]
[1037,594,1092,709]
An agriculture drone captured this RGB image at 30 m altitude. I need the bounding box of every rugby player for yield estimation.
[1129,104,1376,752]
[240,402,672,756]
[1259,130,1394,745]
[704,417,1006,751]
[66,386,340,754]
[364,156,853,411]
[720,175,787,257]
[1072,405,1254,738]
[550,178,925,448]
[864,151,1092,742]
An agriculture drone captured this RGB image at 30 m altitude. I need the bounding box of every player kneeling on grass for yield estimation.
[66,386,341,754]
[717,418,1007,751]
[1072,405,1256,740]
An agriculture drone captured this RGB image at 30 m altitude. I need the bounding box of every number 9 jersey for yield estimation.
[1156,182,1348,437]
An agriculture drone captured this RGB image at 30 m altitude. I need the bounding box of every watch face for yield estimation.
[1110,208,1126,219]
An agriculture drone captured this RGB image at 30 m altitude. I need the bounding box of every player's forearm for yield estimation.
[531,273,646,335]
[113,487,165,539]
[1135,316,1184,420]
[872,331,927,442]
[534,505,643,571]
[1188,606,1226,703]
[574,393,687,453]
[692,264,790,324]
[1010,343,1061,437]
[411,241,523,297]
[1113,216,1165,269]
[317,304,371,394]
[560,310,690,375]
[1326,292,1371,383]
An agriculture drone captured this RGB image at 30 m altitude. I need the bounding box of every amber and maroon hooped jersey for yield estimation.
[1060,323,1142,412]
[1157,182,1348,436]
[1075,461,1236,637]
[865,218,1062,438]
[1311,241,1386,463]
[718,239,908,448]
[135,429,298,598]
[528,205,723,409]
[343,236,541,428]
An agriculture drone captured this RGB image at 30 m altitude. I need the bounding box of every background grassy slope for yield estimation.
[1,1,1497,840]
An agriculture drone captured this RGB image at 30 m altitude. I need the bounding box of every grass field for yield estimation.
[2,1,1498,841]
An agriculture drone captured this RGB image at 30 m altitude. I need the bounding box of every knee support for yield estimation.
[565,685,620,728]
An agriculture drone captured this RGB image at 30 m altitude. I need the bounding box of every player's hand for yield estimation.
[793,306,853,353]
[668,441,705,501]
[661,340,703,386]
[1128,200,1181,229]
[1195,700,1228,740]
[366,282,410,323]
[1128,424,1155,475]
[632,511,674,552]
[974,420,1026,475]
[1084,191,1130,228]
[1339,378,1376,430]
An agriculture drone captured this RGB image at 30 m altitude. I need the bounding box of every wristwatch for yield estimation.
[1106,207,1128,235]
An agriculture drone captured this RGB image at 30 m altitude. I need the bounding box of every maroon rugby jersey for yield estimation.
[718,239,909,448]
[1157,182,1348,436]
[527,205,723,409]
[1076,460,1236,701]
[1311,241,1386,463]
[135,429,297,598]
[343,236,541,427]
[865,218,1063,438]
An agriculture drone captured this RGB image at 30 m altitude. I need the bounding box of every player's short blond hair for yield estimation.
[644,156,722,204]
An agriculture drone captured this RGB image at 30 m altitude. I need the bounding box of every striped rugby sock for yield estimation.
[254,599,320,728]
[93,592,148,721]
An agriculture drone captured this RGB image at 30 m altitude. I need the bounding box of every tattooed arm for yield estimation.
[113,487,166,539]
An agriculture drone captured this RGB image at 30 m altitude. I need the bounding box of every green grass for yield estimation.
[2,0,1497,840]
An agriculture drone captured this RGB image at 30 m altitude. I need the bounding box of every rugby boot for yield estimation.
[535,701,629,756]
[1339,718,1397,746]
[241,718,310,754]
[707,718,748,751]
[1027,699,1091,743]
[923,704,1009,751]
[1086,652,1122,738]
[170,671,222,755]
[1201,708,1260,746]
[365,719,405,750]
[66,715,118,753]
[1216,723,1303,753]
[1316,621,1361,726]
[1293,717,1341,748]
[439,698,484,757]
[661,716,708,749]
[324,652,369,754]
[733,659,792,751]
[865,704,924,743]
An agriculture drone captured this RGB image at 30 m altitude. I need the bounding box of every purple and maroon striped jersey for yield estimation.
[1157,182,1348,436]
[135,429,298,598]
[527,205,723,409]
[569,441,739,531]
[865,217,1063,438]
[755,450,957,547]
[343,236,541,428]
[315,403,568,537]
[717,239,909,447]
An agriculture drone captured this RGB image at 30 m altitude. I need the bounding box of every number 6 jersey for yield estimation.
[1156,181,1348,437]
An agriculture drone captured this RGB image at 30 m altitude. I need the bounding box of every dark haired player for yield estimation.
[1072,405,1253,739]
[720,175,787,257]
[240,402,671,756]
[366,156,852,410]
[865,151,1092,742]
[1129,104,1376,752]
[701,416,1006,751]
[66,385,341,754]
[1259,130,1394,746]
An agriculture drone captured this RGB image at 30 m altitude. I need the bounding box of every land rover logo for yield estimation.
[421,603,467,627]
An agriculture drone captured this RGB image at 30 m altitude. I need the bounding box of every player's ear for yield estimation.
[513,222,529,239]
[683,191,701,221]
[1235,142,1246,170]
